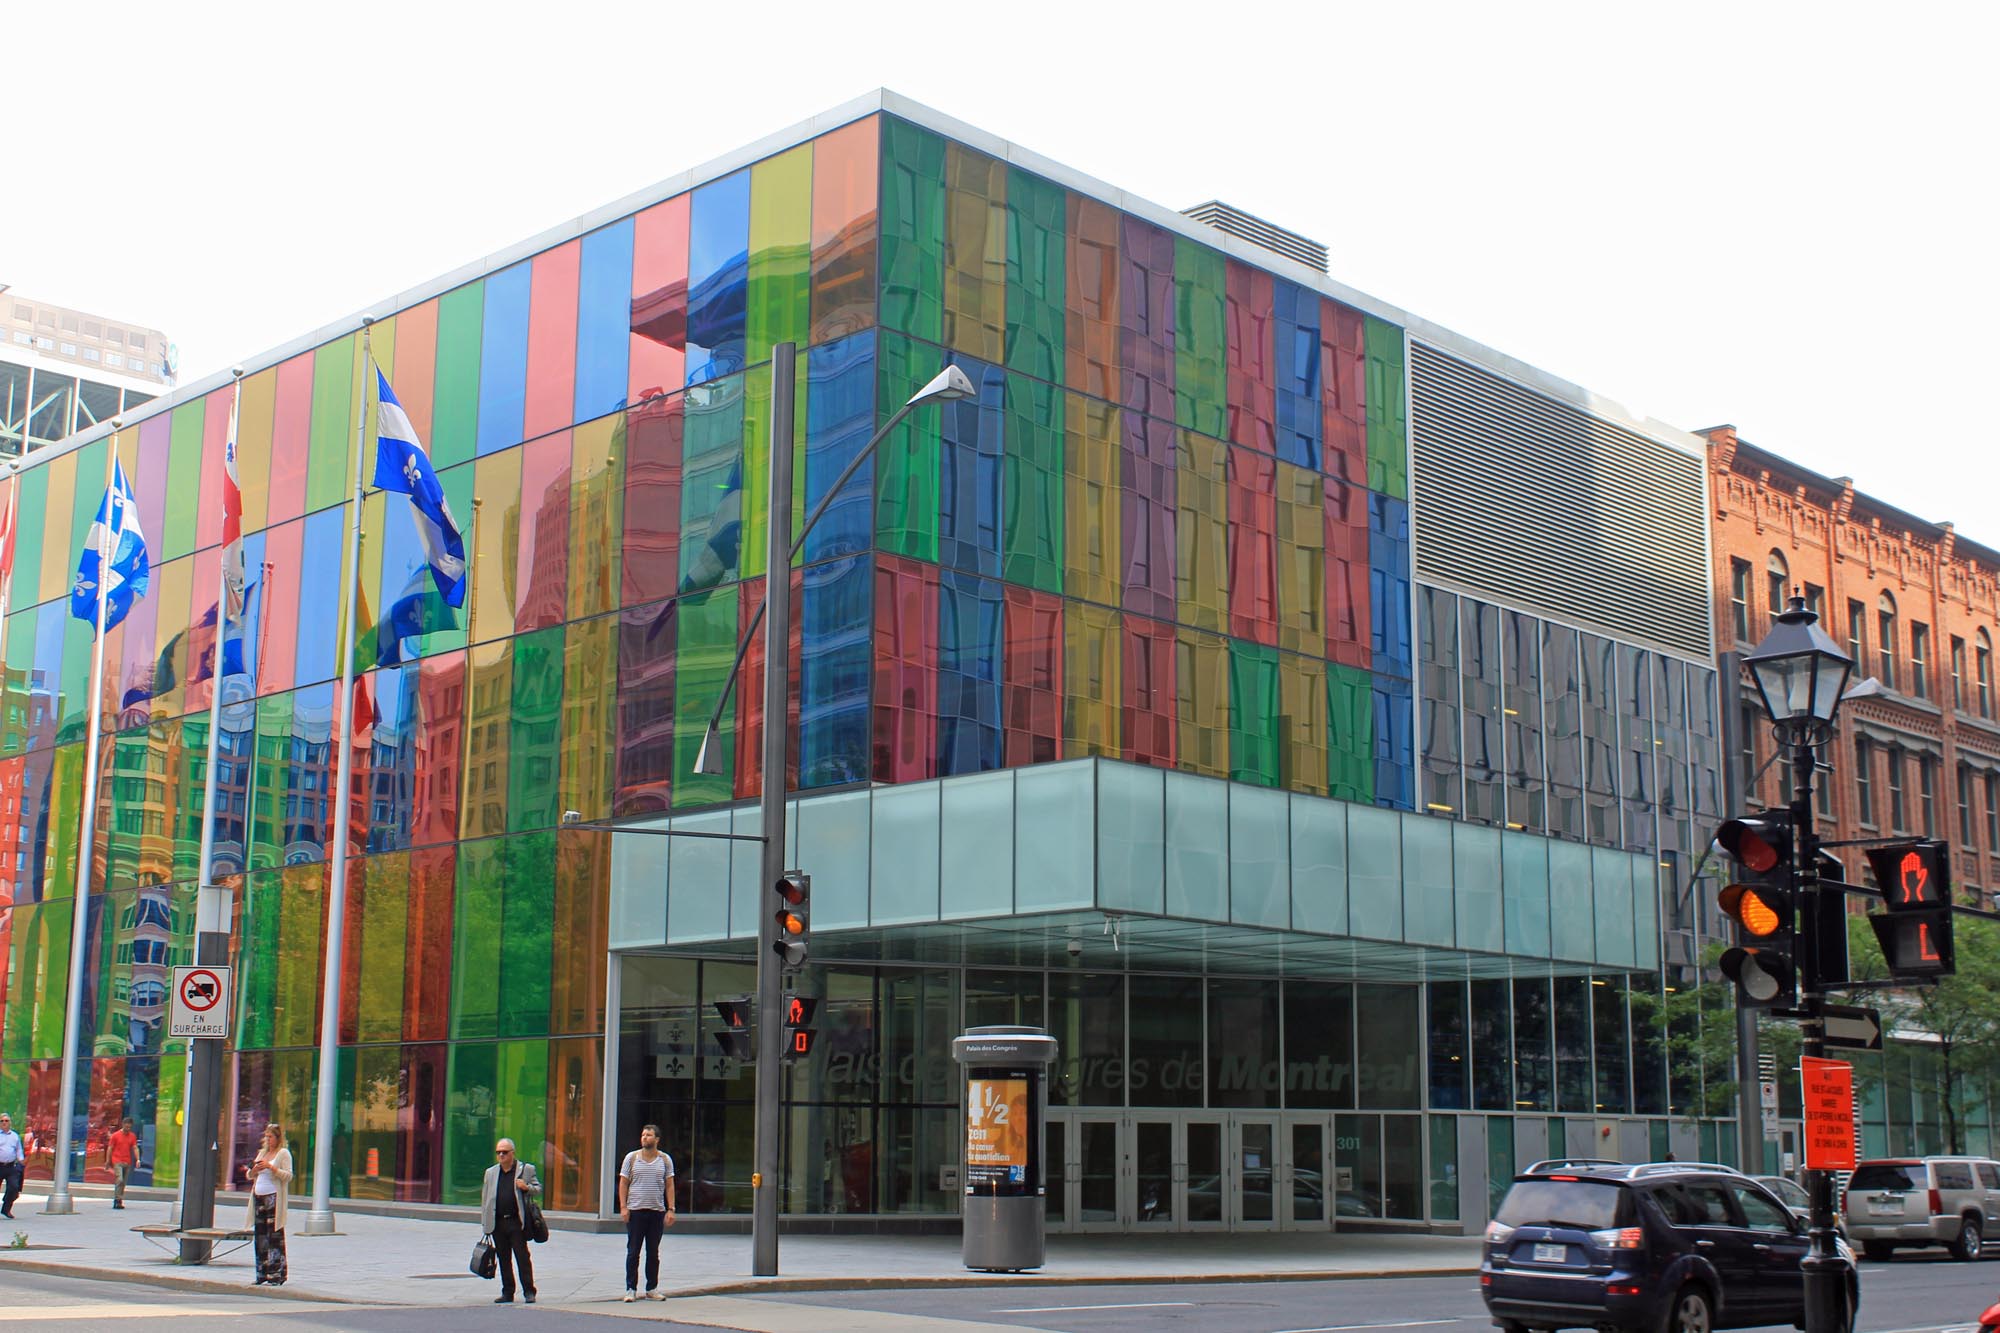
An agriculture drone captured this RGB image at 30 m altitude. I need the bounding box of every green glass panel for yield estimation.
[499,832,555,1037]
[739,356,807,583]
[679,372,746,591]
[879,117,945,343]
[451,837,505,1040]
[1174,237,1228,438]
[1002,372,1063,592]
[150,1052,185,1188]
[10,463,48,612]
[745,144,814,368]
[432,282,485,470]
[308,332,359,513]
[1365,315,1408,499]
[249,693,292,871]
[87,889,127,1053]
[236,869,280,1049]
[497,1038,550,1181]
[875,332,940,562]
[357,852,409,1043]
[671,585,738,810]
[273,863,324,1048]
[1004,167,1066,381]
[163,406,203,561]
[444,1040,498,1204]
[508,626,565,833]
[1329,661,1375,803]
[1229,639,1280,788]
[170,719,201,884]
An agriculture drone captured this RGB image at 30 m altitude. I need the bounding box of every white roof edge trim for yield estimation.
[35,87,1702,470]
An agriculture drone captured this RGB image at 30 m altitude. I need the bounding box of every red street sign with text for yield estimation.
[1802,1056,1855,1171]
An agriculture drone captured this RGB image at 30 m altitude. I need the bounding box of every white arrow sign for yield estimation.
[1823,1006,1882,1051]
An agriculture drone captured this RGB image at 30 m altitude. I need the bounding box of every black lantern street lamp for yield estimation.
[1742,592,1854,1333]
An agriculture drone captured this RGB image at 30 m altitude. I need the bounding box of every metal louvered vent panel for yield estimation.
[1180,201,1329,274]
[1409,342,1712,658]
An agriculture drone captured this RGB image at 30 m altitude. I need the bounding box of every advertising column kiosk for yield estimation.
[952,1025,1058,1272]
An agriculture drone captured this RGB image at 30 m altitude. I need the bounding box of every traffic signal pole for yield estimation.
[1789,743,1851,1333]
[750,341,796,1278]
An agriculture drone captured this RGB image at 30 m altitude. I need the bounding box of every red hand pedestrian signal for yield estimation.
[1898,851,1927,905]
[1866,841,1947,911]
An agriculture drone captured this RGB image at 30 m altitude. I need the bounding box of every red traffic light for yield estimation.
[1714,815,1791,874]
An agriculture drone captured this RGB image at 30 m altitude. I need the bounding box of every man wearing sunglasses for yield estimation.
[479,1139,541,1304]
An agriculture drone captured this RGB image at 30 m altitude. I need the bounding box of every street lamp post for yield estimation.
[1743,593,1854,1333]
[695,345,971,1277]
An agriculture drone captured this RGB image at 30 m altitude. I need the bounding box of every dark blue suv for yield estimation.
[1481,1164,1858,1333]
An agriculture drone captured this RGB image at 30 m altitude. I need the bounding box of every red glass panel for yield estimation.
[1227,448,1278,645]
[1225,261,1276,453]
[615,599,676,816]
[515,430,573,633]
[83,1058,124,1182]
[1326,474,1371,669]
[257,519,303,697]
[412,651,466,848]
[629,195,690,403]
[620,396,684,606]
[1123,614,1177,769]
[734,573,802,801]
[524,240,581,441]
[395,1042,447,1202]
[404,846,456,1041]
[1065,195,1121,401]
[1321,298,1367,486]
[1003,585,1064,767]
[267,350,314,526]
[873,555,940,783]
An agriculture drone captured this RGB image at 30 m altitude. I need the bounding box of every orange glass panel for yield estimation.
[809,116,878,344]
[392,297,441,445]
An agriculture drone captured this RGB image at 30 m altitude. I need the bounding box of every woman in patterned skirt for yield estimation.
[242,1123,293,1285]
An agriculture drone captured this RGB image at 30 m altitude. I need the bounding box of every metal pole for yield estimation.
[178,369,243,1261]
[1793,736,1850,1333]
[1717,650,1763,1173]
[750,341,796,1276]
[46,429,119,1214]
[305,322,373,1233]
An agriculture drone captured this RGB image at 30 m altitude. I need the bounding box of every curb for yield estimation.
[0,1254,359,1304]
[671,1265,1484,1298]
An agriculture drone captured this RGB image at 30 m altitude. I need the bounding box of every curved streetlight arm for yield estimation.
[693,393,930,774]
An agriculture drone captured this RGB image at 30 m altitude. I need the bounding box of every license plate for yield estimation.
[1534,1242,1567,1263]
[1869,1202,1903,1217]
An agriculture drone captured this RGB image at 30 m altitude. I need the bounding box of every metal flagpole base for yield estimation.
[301,1208,338,1235]
[41,1191,75,1215]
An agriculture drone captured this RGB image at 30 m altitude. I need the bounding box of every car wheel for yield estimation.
[1951,1217,1983,1262]
[1499,1323,1530,1333]
[1861,1240,1895,1262]
[1663,1284,1713,1333]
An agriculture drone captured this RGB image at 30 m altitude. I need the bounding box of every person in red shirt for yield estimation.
[104,1117,139,1210]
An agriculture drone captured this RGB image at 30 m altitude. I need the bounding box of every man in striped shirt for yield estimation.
[617,1124,675,1301]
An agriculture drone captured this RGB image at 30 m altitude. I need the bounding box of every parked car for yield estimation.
[1482,1163,1858,1333]
[1842,1156,2000,1261]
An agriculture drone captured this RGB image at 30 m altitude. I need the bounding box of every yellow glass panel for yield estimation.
[943,143,1007,363]
[1175,431,1228,634]
[1175,628,1229,778]
[467,448,523,645]
[739,356,807,582]
[1063,394,1121,607]
[39,451,77,604]
[235,366,277,533]
[745,143,813,369]
[559,615,615,823]
[568,415,625,621]
[1063,601,1122,757]
[1279,652,1329,796]
[1275,460,1326,655]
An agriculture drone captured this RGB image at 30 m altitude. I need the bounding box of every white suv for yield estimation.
[1842,1157,2000,1261]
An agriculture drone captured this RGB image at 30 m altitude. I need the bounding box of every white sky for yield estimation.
[7,1,1993,536]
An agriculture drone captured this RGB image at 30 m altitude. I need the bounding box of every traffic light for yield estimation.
[774,871,810,971]
[782,995,818,1061]
[714,998,754,1062]
[1714,813,1797,1007]
[1865,841,1954,977]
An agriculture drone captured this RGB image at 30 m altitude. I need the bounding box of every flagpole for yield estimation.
[305,322,371,1233]
[173,367,244,1260]
[45,424,121,1215]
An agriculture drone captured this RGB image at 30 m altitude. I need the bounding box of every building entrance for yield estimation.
[1045,1110,1334,1233]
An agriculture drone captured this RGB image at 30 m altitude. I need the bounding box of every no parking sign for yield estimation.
[170,966,233,1039]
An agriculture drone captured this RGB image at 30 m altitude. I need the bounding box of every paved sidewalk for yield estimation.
[0,1185,1482,1310]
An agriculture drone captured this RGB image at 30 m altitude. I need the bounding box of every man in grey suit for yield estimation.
[480,1139,541,1304]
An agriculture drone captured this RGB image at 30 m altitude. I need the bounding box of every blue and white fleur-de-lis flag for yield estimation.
[372,367,467,608]
[70,456,150,632]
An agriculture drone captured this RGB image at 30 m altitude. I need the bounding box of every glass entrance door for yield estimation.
[1287,1114,1333,1230]
[1231,1115,1281,1231]
[1072,1114,1124,1232]
[1132,1117,1178,1228]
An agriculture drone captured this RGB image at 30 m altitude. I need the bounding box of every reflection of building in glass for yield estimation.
[0,288,170,457]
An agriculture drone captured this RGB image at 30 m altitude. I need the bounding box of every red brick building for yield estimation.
[1705,426,2000,902]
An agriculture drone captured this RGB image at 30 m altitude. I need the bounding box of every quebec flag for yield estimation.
[372,368,467,608]
[71,456,149,632]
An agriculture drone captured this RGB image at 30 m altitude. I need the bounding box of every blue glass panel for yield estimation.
[802,331,876,564]
[575,218,636,423]
[937,569,1003,776]
[1369,494,1412,677]
[1096,761,1164,915]
[939,769,1016,919]
[286,681,335,863]
[34,598,66,707]
[295,505,346,686]
[476,261,531,456]
[367,662,417,852]
[798,553,871,789]
[937,356,1006,576]
[1273,278,1320,471]
[686,170,751,387]
[1372,672,1414,810]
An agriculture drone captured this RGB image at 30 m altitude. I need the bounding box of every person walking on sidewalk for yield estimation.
[104,1117,139,1209]
[0,1112,22,1219]
[241,1123,292,1286]
[617,1123,676,1301]
[480,1139,540,1305]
